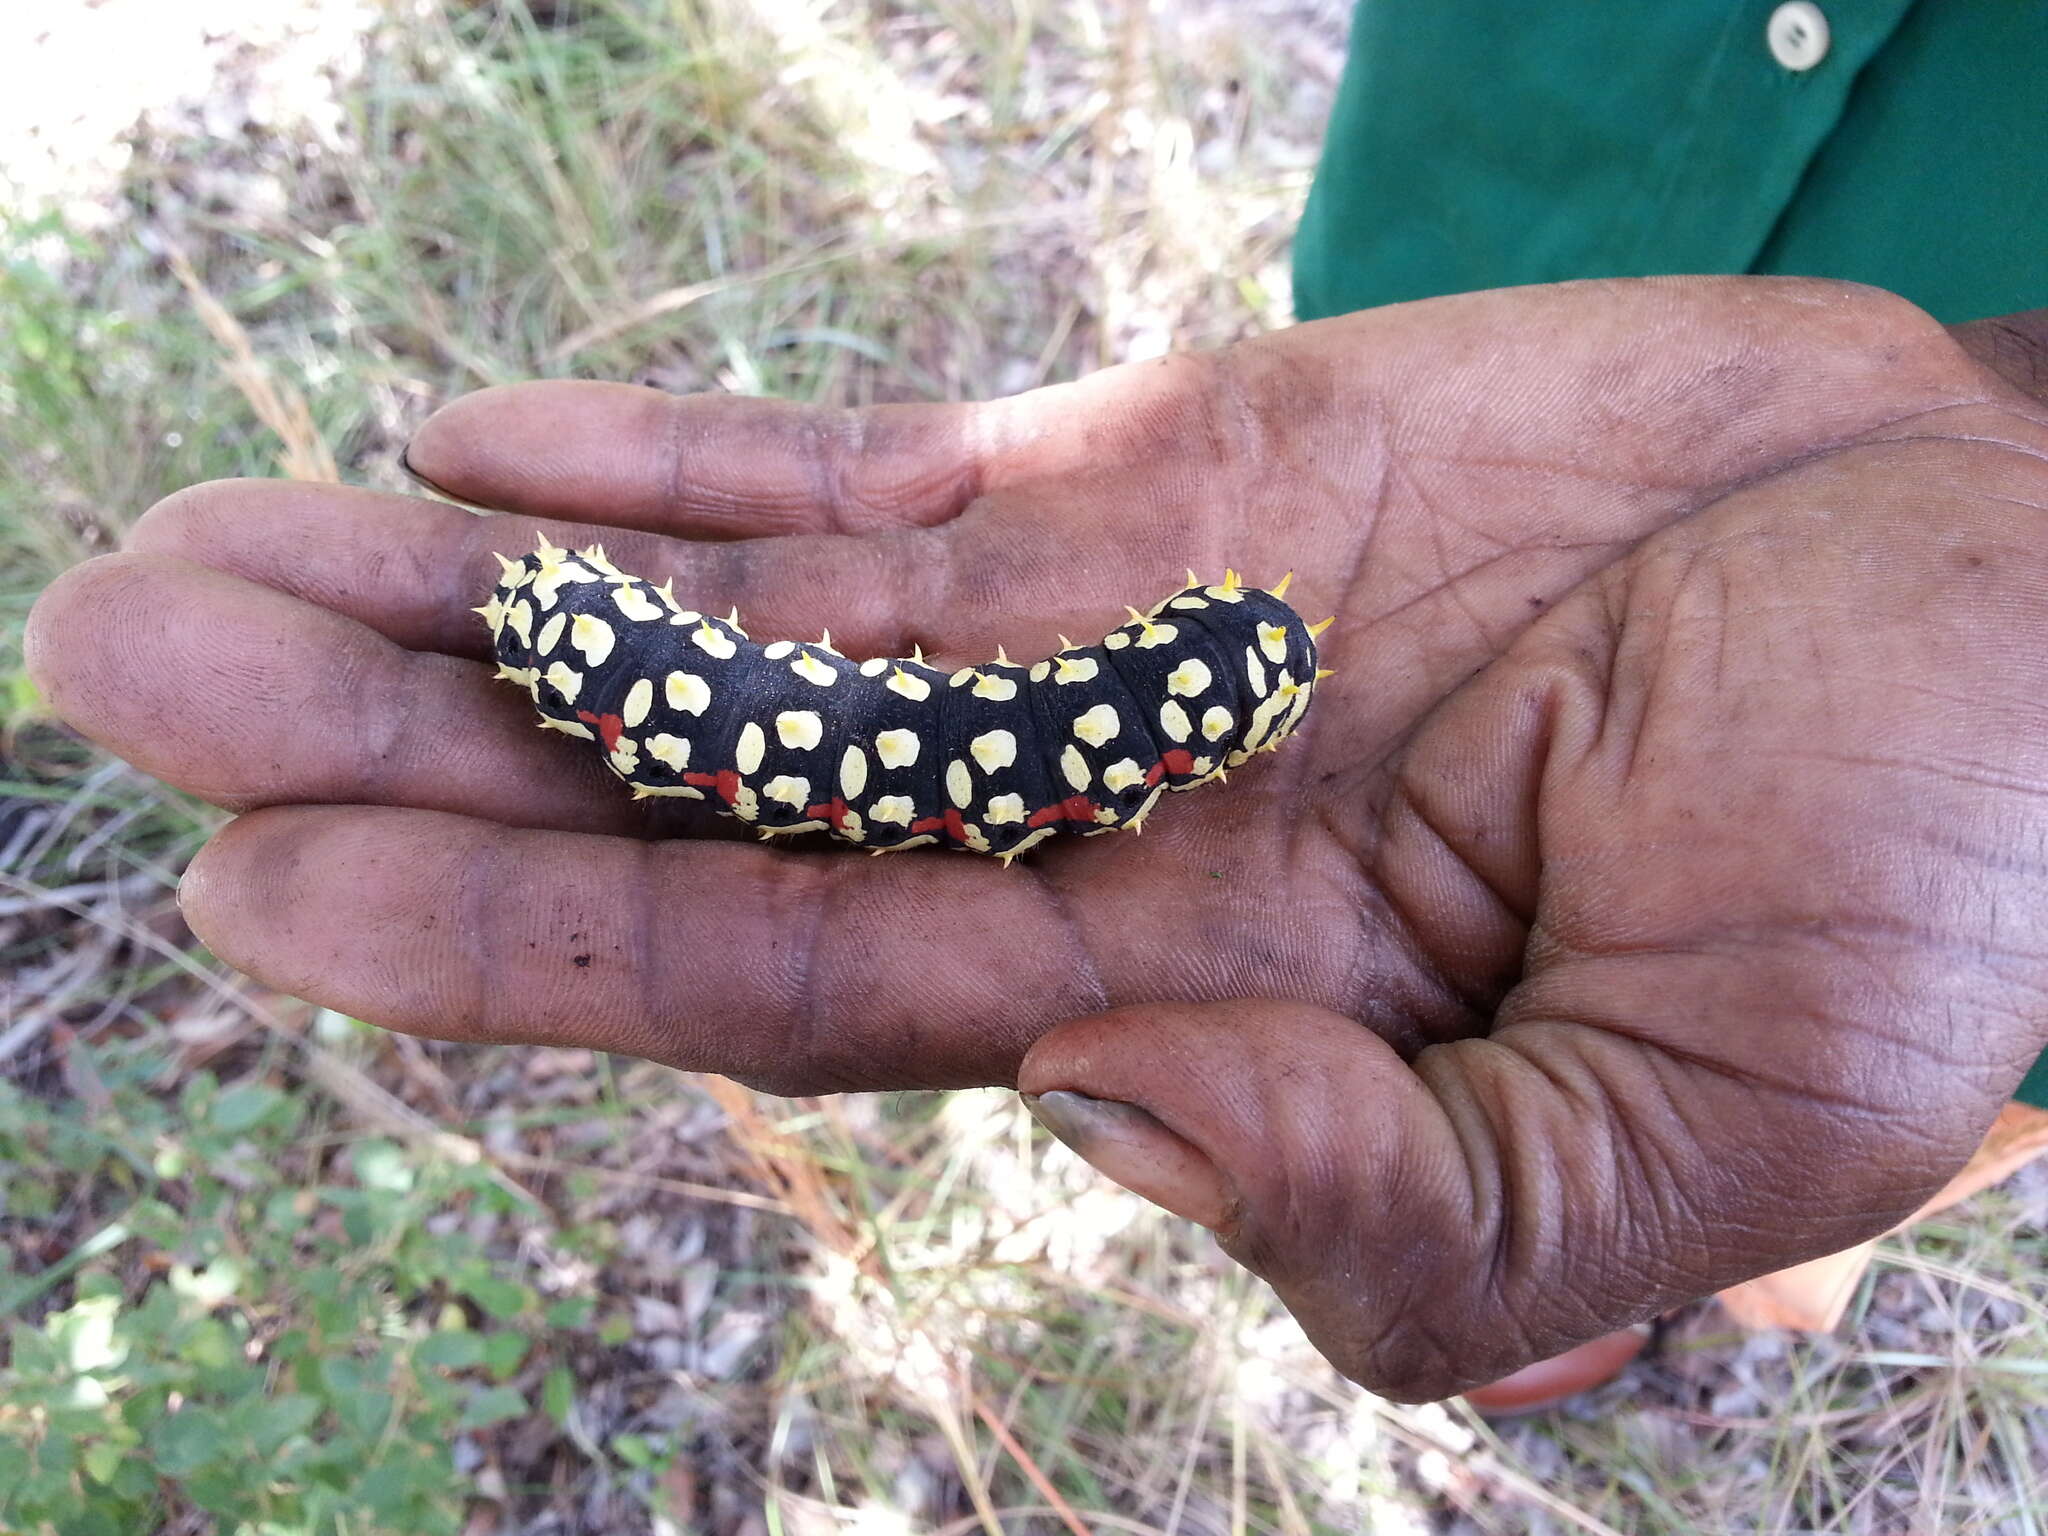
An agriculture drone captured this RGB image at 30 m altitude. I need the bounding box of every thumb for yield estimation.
[1018,997,1909,1405]
[1020,999,1522,1402]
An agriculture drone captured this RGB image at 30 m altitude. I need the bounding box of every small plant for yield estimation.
[0,1046,566,1535]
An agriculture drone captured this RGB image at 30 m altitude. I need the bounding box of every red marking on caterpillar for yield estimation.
[910,809,973,842]
[576,710,626,751]
[1144,749,1196,788]
[684,769,746,805]
[1027,795,1102,829]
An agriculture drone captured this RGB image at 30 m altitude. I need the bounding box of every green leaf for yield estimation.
[416,1331,489,1370]
[541,1365,574,1425]
[80,1439,126,1486]
[149,1406,227,1475]
[463,1273,532,1321]
[209,1082,284,1134]
[457,1384,528,1430]
[483,1331,528,1380]
[544,1296,593,1328]
[248,1392,322,1455]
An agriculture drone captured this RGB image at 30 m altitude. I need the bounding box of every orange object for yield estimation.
[1461,1326,1649,1415]
[1717,1100,2048,1330]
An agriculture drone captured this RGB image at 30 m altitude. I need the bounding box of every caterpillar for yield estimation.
[476,538,1330,863]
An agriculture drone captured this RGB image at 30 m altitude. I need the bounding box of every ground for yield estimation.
[1,3,2043,1533]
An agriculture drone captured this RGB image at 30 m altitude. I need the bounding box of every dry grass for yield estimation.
[1,2,2043,1533]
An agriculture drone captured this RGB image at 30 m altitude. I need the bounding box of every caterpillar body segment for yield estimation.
[480,540,1325,860]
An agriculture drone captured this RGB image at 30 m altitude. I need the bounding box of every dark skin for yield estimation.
[26,276,2048,1401]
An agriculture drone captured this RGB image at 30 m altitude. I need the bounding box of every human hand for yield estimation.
[27,278,2048,1398]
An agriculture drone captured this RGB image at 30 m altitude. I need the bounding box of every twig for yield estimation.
[966,1383,1098,1536]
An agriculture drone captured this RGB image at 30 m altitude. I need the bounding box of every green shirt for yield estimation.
[1295,0,2047,327]
[1293,0,2048,1107]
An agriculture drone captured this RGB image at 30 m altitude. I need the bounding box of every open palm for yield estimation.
[30,276,2048,1396]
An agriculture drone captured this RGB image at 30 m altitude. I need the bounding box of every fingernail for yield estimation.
[1023,1089,1236,1230]
[397,443,450,497]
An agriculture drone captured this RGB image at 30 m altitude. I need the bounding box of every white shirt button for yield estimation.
[1767,2,1831,71]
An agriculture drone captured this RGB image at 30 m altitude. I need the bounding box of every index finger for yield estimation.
[404,382,993,538]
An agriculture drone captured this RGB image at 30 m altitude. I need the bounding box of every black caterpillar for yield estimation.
[478,538,1329,862]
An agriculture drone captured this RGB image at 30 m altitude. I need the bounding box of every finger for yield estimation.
[179,803,1103,1090]
[1949,307,2048,411]
[26,551,647,831]
[404,381,990,537]
[122,478,952,665]
[1016,995,1973,1403]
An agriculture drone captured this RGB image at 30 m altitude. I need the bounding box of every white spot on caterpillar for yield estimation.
[622,678,654,727]
[839,744,869,799]
[1029,661,1050,682]
[1132,619,1178,649]
[665,672,710,715]
[946,759,973,808]
[1003,827,1056,861]
[776,710,823,750]
[608,740,640,776]
[1201,705,1233,740]
[985,793,1024,825]
[612,584,662,622]
[692,620,737,660]
[1072,704,1120,747]
[531,560,600,608]
[875,729,921,769]
[871,832,936,853]
[570,613,616,667]
[1159,700,1192,742]
[543,661,582,704]
[970,729,1017,773]
[858,656,891,677]
[791,651,837,687]
[1059,744,1091,790]
[731,785,759,821]
[646,733,691,771]
[539,715,594,740]
[1103,631,1131,651]
[668,609,702,625]
[1125,785,1166,826]
[1168,595,1210,610]
[764,640,796,660]
[631,782,703,799]
[763,774,810,808]
[1052,655,1099,685]
[1166,658,1212,697]
[971,671,1018,702]
[1258,622,1289,663]
[1103,758,1144,793]
[736,721,766,774]
[536,612,567,657]
[869,795,915,826]
[948,667,975,687]
[1245,647,1268,697]
[1203,583,1247,603]
[1237,673,1295,754]
[505,600,535,648]
[888,667,932,701]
